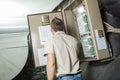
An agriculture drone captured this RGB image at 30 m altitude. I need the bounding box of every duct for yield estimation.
[0,16,28,33]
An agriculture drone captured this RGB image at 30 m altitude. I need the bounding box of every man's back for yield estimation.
[52,31,80,77]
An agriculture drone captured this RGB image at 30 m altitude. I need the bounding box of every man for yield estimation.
[44,17,82,80]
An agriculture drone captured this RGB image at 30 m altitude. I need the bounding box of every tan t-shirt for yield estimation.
[44,31,81,77]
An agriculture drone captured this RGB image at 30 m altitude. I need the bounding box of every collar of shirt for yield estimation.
[54,31,65,35]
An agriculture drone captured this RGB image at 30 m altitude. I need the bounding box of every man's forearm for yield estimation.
[46,53,56,80]
[47,63,56,80]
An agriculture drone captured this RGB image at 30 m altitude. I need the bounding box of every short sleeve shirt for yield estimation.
[44,31,81,77]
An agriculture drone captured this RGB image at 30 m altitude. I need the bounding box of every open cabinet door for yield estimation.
[63,0,111,61]
[27,12,63,67]
[85,0,110,59]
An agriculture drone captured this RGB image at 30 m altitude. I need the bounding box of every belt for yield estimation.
[65,73,80,76]
[62,72,80,77]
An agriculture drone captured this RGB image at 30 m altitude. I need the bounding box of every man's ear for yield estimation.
[50,27,53,32]
[51,27,55,35]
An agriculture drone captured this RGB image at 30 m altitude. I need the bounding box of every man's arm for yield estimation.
[46,53,56,80]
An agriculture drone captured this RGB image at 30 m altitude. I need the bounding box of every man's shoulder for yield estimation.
[65,34,78,42]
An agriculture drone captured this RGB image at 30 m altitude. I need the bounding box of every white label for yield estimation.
[38,25,52,45]
[95,30,107,50]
